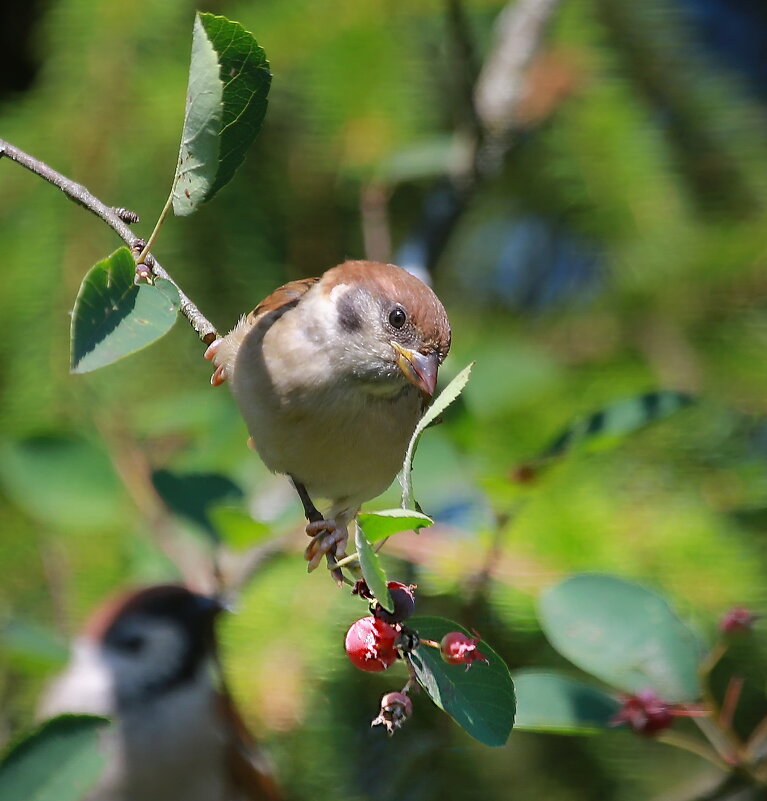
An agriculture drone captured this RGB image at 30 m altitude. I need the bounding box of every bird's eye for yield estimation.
[115,633,145,654]
[388,307,407,329]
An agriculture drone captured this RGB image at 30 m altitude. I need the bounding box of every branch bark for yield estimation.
[0,138,218,344]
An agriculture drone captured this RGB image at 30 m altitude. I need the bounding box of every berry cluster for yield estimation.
[343,579,489,736]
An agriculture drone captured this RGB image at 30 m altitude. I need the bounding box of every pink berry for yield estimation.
[440,631,489,669]
[611,689,674,736]
[374,581,417,624]
[720,606,758,634]
[345,616,398,672]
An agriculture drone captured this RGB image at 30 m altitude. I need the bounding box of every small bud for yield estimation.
[351,579,375,601]
[720,606,758,635]
[134,263,153,285]
[611,689,674,736]
[440,631,489,670]
[114,207,140,224]
[510,463,537,484]
[371,691,413,736]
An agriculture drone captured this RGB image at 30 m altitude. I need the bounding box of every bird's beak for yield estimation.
[194,594,226,619]
[391,342,439,398]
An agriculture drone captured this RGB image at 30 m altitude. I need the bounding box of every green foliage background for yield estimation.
[2,0,767,798]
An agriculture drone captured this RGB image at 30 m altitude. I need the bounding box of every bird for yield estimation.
[39,584,281,801]
[204,260,451,572]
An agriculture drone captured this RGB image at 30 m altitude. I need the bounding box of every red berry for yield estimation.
[440,631,489,669]
[345,616,398,672]
[720,606,758,634]
[611,689,674,736]
[374,581,417,624]
[371,691,413,735]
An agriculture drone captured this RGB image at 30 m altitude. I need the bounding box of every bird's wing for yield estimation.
[217,690,284,801]
[247,276,321,324]
[210,277,321,383]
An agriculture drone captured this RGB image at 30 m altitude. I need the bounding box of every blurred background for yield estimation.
[2,0,767,798]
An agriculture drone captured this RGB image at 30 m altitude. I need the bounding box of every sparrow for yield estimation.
[204,260,451,571]
[39,585,281,801]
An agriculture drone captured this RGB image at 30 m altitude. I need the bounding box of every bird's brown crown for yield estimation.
[323,260,451,360]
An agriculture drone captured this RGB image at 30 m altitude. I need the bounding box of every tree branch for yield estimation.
[0,138,218,344]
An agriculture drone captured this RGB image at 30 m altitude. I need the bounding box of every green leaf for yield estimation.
[0,434,124,530]
[356,508,433,543]
[207,505,272,550]
[539,574,705,702]
[355,522,393,612]
[172,13,271,215]
[70,247,180,373]
[400,362,474,509]
[512,670,621,734]
[152,469,243,544]
[407,616,515,747]
[540,391,694,463]
[0,715,109,801]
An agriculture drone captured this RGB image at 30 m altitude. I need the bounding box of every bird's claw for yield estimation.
[204,339,227,386]
[304,520,348,573]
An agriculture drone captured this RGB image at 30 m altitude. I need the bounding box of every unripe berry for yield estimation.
[374,581,417,624]
[371,691,413,735]
[345,616,398,672]
[440,631,488,670]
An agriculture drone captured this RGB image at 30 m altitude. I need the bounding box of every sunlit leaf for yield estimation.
[0,715,109,801]
[0,621,68,673]
[70,247,179,373]
[355,522,393,612]
[407,617,515,746]
[400,362,474,509]
[172,13,271,215]
[539,574,705,702]
[356,508,433,543]
[512,670,620,734]
[208,505,272,550]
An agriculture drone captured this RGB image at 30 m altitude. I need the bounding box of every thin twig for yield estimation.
[720,676,745,732]
[0,138,218,344]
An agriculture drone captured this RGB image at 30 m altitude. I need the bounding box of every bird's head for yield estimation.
[86,585,223,705]
[319,260,451,398]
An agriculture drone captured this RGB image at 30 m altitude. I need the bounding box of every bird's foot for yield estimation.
[204,339,227,386]
[304,519,348,573]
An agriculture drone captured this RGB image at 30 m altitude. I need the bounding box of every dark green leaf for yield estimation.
[512,670,621,734]
[0,434,124,530]
[356,509,433,543]
[70,247,179,373]
[0,715,109,801]
[539,574,705,702]
[407,616,515,746]
[151,469,243,544]
[355,522,393,612]
[172,13,271,215]
[540,391,694,463]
